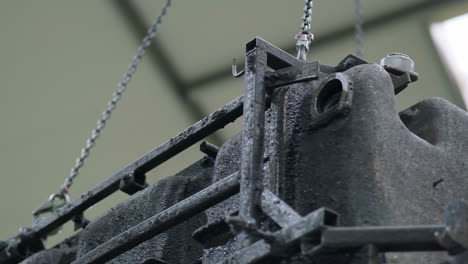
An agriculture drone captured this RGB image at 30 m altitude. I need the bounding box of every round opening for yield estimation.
[316,78,343,113]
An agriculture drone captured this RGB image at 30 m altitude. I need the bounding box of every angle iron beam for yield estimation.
[245,37,301,69]
[239,40,268,246]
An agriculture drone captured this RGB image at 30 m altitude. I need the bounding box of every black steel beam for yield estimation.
[239,37,302,246]
[72,171,241,264]
[239,40,268,246]
[188,0,464,90]
[113,0,225,145]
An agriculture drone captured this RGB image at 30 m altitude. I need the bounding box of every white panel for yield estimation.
[431,13,468,107]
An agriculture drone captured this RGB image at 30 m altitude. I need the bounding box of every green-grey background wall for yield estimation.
[1,0,467,246]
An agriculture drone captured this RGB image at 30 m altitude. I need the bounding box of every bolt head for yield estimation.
[380,53,415,72]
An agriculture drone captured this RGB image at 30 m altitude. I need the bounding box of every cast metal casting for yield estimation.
[1,37,467,264]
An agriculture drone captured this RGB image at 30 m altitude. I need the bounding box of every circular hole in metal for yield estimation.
[316,78,343,113]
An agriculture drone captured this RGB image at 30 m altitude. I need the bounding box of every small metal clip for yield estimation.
[32,193,70,216]
[232,58,245,78]
[295,32,314,62]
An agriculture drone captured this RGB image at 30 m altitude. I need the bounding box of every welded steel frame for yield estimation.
[238,37,302,246]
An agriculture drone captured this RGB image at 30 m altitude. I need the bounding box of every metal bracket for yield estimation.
[220,189,338,264]
[265,61,319,89]
[199,141,220,159]
[305,201,468,263]
[119,172,148,195]
[238,37,303,246]
[334,54,367,72]
[384,66,419,95]
[72,212,90,231]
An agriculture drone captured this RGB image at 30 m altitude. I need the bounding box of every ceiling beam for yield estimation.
[188,0,463,90]
[113,0,225,146]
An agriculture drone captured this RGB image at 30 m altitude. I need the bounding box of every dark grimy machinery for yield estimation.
[1,36,468,264]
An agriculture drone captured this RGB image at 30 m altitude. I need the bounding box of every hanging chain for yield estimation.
[354,0,364,58]
[34,0,173,216]
[300,0,313,33]
[295,0,315,61]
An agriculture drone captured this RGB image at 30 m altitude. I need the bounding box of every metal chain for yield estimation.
[354,0,364,58]
[301,0,313,33]
[58,0,173,198]
[295,0,315,61]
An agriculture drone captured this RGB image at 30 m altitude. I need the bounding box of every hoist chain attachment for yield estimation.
[32,193,70,217]
[296,0,314,61]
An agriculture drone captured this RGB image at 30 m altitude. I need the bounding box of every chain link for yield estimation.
[301,0,313,33]
[58,0,173,197]
[354,0,364,58]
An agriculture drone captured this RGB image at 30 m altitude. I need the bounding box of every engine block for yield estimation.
[2,37,467,264]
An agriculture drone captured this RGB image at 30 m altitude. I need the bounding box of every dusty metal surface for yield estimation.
[73,171,240,264]
[3,37,468,264]
[75,158,214,264]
